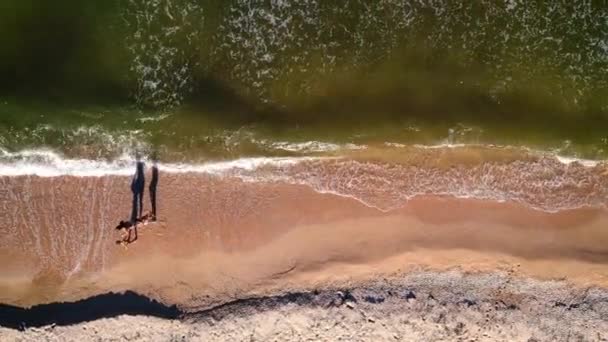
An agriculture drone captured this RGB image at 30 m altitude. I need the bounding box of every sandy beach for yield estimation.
[1,167,608,305]
[1,150,607,340]
[3,1,608,339]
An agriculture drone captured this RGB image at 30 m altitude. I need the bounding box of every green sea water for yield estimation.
[1,1,607,160]
[0,98,606,161]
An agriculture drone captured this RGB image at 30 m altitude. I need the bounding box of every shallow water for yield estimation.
[1,101,607,162]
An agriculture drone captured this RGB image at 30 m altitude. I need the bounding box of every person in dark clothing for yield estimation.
[131,160,145,223]
[149,161,159,221]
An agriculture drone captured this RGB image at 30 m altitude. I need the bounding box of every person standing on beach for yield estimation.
[131,160,145,223]
[149,160,159,221]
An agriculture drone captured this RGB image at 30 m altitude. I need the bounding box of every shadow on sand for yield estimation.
[131,161,145,223]
[0,291,180,330]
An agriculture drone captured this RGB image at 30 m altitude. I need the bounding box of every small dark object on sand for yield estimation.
[115,213,155,245]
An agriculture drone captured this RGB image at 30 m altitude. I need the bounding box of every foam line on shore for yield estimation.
[1,144,604,178]
[0,149,320,177]
[412,143,602,167]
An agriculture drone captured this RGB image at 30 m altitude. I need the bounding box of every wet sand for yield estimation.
[1,171,607,310]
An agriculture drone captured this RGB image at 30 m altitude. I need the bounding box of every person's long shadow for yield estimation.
[131,161,145,223]
[149,162,159,221]
[124,161,145,243]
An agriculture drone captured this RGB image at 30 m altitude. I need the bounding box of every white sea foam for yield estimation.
[411,143,603,168]
[0,148,319,177]
[413,143,468,149]
[159,157,322,175]
[0,149,135,177]
[555,156,599,167]
[0,143,603,178]
[0,145,606,212]
[267,141,365,153]
[384,142,406,148]
[136,114,172,123]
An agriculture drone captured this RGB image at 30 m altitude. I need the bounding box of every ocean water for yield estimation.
[2,1,608,112]
[0,0,607,204]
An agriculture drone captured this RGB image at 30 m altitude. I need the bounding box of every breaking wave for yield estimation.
[1,145,606,212]
[0,149,316,178]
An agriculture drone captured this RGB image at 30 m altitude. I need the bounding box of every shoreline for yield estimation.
[1,170,607,308]
[1,149,607,340]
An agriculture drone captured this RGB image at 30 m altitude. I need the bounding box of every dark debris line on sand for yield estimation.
[0,291,180,330]
[1,271,607,341]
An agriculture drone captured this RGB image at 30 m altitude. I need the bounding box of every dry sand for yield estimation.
[2,270,607,341]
